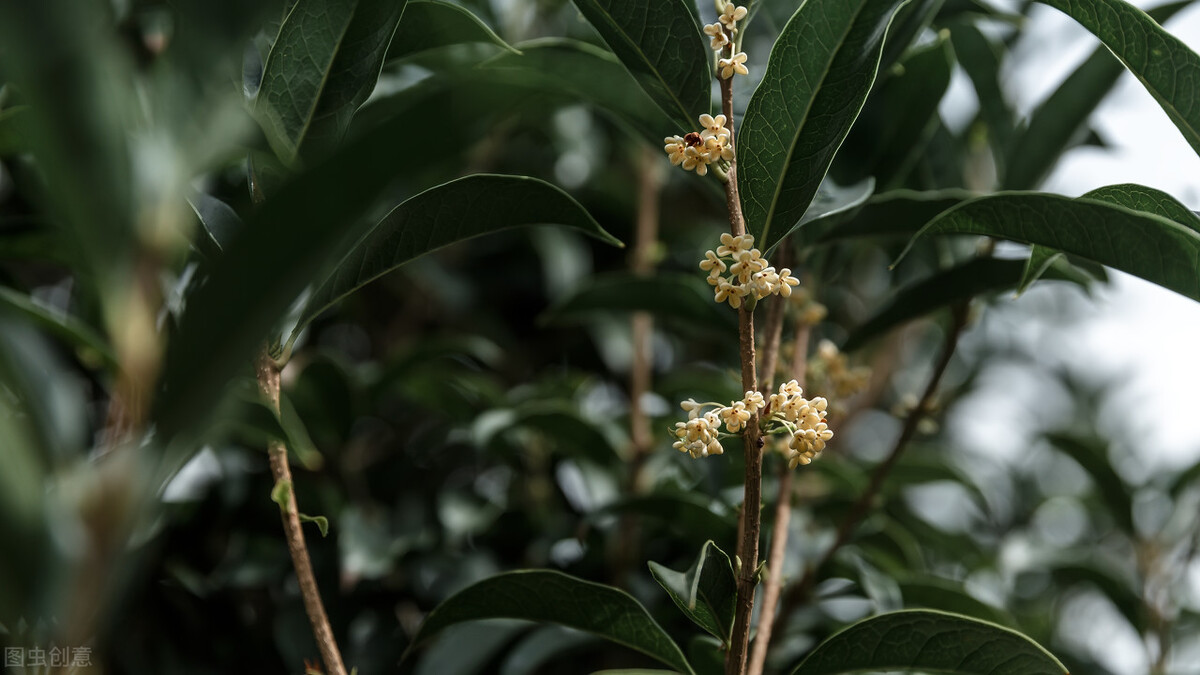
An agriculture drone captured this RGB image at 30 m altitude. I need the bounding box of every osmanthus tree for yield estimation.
[0,0,1199,673]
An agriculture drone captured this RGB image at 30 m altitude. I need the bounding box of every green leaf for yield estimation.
[648,541,737,645]
[255,0,407,162]
[1037,0,1200,158]
[0,286,116,368]
[740,0,910,254]
[476,402,619,465]
[568,0,709,129]
[188,193,243,255]
[795,189,974,248]
[298,513,330,537]
[947,21,1013,167]
[0,105,31,156]
[406,570,696,675]
[878,0,946,73]
[270,479,293,510]
[591,671,681,675]
[789,609,1068,674]
[278,393,325,471]
[291,174,621,346]
[541,273,735,332]
[480,39,675,143]
[588,494,737,546]
[896,575,1015,626]
[1015,245,1062,297]
[1045,433,1133,533]
[1049,562,1144,630]
[903,191,1200,302]
[835,36,954,189]
[1083,182,1200,233]
[1004,1,1195,189]
[500,626,597,675]
[389,0,517,61]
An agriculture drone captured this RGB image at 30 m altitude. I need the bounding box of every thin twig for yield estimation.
[257,349,348,675]
[746,323,810,675]
[756,247,792,393]
[772,302,970,643]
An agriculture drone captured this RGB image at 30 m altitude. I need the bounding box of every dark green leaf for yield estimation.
[292,174,620,345]
[795,189,974,248]
[648,541,737,644]
[1050,563,1144,631]
[568,0,709,129]
[480,39,675,143]
[878,0,946,72]
[589,494,737,546]
[477,402,618,465]
[790,609,1068,674]
[896,575,1015,626]
[948,21,1013,168]
[1045,433,1133,533]
[500,626,597,675]
[278,392,325,471]
[904,191,1200,302]
[541,273,735,332]
[255,0,406,162]
[1004,1,1195,189]
[0,286,115,368]
[1037,0,1200,157]
[740,0,910,254]
[1015,245,1061,296]
[0,106,31,156]
[406,570,696,675]
[188,193,243,254]
[835,36,953,189]
[389,0,516,61]
[1083,182,1200,233]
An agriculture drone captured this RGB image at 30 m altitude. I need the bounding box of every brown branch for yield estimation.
[257,349,348,675]
[718,37,764,675]
[771,303,970,643]
[746,323,810,675]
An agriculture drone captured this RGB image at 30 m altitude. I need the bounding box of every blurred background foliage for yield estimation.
[0,0,1198,673]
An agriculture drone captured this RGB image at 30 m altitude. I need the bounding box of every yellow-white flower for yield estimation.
[681,145,711,176]
[663,135,688,166]
[719,401,752,432]
[714,277,748,308]
[673,410,724,458]
[699,250,727,285]
[719,52,749,79]
[703,22,730,50]
[776,268,800,297]
[716,232,753,257]
[729,248,766,283]
[703,134,734,162]
[718,3,748,31]
[698,113,731,140]
[743,390,765,411]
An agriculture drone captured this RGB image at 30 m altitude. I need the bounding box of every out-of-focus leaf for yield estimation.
[685,635,724,675]
[406,571,696,675]
[0,106,31,156]
[476,402,619,465]
[904,191,1200,303]
[1045,433,1133,533]
[648,540,736,644]
[879,0,947,73]
[1004,1,1195,189]
[1038,0,1200,157]
[0,286,115,368]
[298,513,329,537]
[844,257,1087,351]
[789,609,1068,674]
[591,671,681,675]
[480,39,675,144]
[278,392,325,470]
[389,0,517,61]
[1015,245,1061,296]
[254,0,406,162]
[897,575,1015,626]
[499,626,597,675]
[795,189,973,247]
[416,620,529,675]
[1049,562,1144,631]
[188,193,243,255]
[836,37,953,189]
[567,0,709,129]
[292,174,620,346]
[541,273,734,332]
[948,21,1013,167]
[740,0,910,254]
[588,494,737,546]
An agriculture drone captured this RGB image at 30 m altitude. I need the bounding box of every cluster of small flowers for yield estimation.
[700,233,799,308]
[672,391,766,458]
[664,113,734,177]
[767,380,833,468]
[788,286,828,326]
[810,339,870,399]
[703,3,750,79]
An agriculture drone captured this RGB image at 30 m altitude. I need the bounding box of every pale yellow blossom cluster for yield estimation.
[663,113,734,177]
[809,339,870,400]
[788,286,828,326]
[700,233,799,309]
[703,3,749,79]
[767,380,833,467]
[672,391,766,458]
